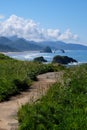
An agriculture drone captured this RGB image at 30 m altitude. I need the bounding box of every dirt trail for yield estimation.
[0,72,63,130]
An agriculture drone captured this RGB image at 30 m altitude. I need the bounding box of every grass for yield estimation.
[0,53,64,101]
[18,64,87,130]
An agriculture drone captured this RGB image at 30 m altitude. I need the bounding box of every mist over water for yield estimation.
[6,50,87,64]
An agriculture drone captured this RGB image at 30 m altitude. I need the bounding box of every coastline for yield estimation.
[2,50,87,65]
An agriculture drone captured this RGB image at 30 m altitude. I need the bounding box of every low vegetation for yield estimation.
[0,53,64,101]
[1,52,87,130]
[18,64,87,130]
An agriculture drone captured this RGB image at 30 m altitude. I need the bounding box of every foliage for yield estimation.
[0,53,12,60]
[18,64,87,130]
[0,53,63,101]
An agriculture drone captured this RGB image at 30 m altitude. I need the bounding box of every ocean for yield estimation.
[5,50,87,65]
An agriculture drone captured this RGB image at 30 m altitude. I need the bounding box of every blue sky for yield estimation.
[0,0,87,44]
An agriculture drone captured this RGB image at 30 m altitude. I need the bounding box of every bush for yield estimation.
[18,64,87,130]
[0,53,64,101]
[14,78,31,91]
[0,78,18,101]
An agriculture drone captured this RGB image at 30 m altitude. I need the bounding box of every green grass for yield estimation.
[18,64,87,130]
[0,53,64,101]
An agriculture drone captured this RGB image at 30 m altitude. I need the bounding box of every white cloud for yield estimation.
[0,15,78,42]
[58,29,78,41]
[0,14,5,19]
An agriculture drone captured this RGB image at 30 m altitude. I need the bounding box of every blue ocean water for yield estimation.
[6,50,87,64]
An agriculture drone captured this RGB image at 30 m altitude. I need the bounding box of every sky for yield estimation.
[0,0,87,44]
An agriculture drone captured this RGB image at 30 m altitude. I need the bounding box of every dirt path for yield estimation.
[0,72,63,130]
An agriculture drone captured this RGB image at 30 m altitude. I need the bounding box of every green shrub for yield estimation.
[0,53,64,101]
[0,78,17,101]
[18,64,87,130]
[14,78,31,91]
[0,53,12,60]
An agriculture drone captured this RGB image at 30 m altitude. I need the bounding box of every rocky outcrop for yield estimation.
[60,49,65,53]
[40,46,52,53]
[34,56,47,62]
[52,55,77,64]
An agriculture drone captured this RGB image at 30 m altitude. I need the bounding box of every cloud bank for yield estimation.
[0,15,78,42]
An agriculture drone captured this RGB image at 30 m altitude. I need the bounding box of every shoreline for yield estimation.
[2,50,87,65]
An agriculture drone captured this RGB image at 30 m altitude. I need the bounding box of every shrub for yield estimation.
[14,78,31,92]
[0,53,64,101]
[18,64,87,130]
